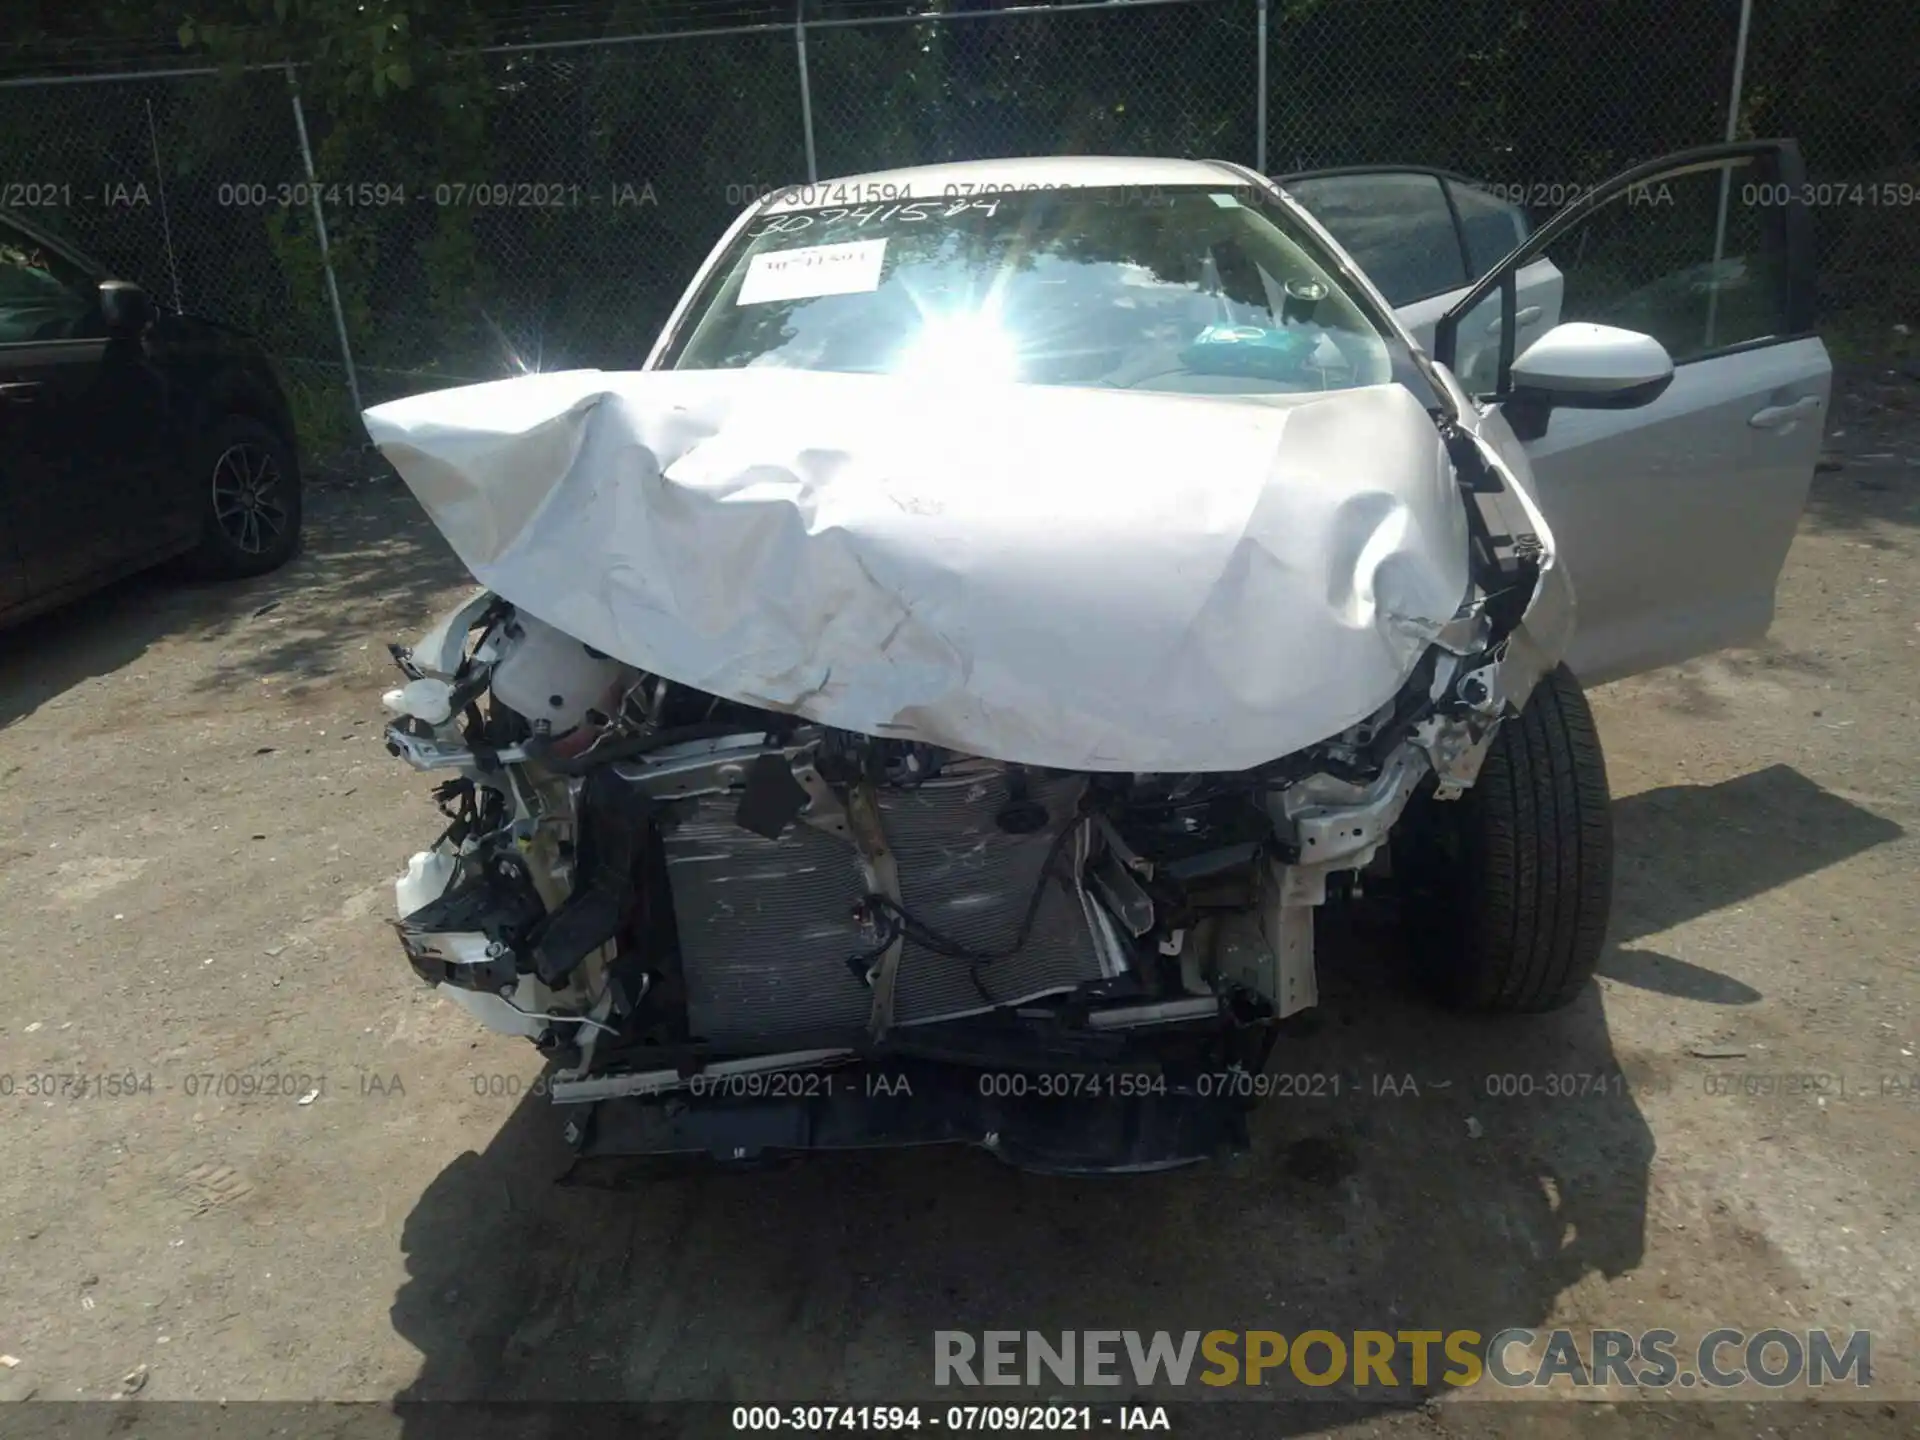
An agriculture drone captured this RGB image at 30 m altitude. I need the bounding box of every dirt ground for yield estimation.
[1,370,1916,1437]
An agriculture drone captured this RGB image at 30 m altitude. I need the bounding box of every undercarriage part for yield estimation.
[561,1059,1252,1179]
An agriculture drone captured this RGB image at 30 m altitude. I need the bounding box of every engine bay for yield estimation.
[378,593,1509,1097]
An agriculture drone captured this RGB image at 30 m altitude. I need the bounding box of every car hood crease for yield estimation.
[363,368,1471,771]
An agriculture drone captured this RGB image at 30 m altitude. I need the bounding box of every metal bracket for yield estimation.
[1282,746,1426,868]
[609,733,820,800]
[843,781,905,1037]
[791,761,851,840]
[386,722,532,773]
[1258,876,1319,1018]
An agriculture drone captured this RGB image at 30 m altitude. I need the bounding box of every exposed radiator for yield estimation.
[660,769,1106,1045]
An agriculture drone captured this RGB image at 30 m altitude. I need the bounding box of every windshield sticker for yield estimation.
[1208,192,1242,208]
[744,198,1000,239]
[735,238,889,305]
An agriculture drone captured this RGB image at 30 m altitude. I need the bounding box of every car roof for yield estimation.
[760,155,1255,212]
[1273,164,1494,189]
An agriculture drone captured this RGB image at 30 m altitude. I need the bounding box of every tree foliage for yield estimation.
[3,0,1913,432]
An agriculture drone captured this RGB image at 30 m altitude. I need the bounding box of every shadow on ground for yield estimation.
[1602,764,1906,1003]
[0,482,465,731]
[1804,464,1920,546]
[1806,367,1920,543]
[388,943,1644,1430]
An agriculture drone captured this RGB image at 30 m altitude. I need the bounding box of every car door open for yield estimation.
[1280,167,1565,392]
[1434,141,1829,685]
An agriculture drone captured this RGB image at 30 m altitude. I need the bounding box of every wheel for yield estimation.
[185,414,302,579]
[1393,663,1614,1012]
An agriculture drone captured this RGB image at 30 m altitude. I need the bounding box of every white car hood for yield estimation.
[362,368,1471,772]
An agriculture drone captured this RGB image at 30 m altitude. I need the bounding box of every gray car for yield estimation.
[363,141,1827,1175]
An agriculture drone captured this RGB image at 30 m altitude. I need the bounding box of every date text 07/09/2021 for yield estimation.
[730,1405,1169,1432]
[679,1069,1344,1100]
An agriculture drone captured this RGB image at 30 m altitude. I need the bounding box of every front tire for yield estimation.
[185,414,302,579]
[1396,664,1614,1012]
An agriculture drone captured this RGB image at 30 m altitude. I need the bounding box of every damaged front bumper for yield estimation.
[374,408,1573,1176]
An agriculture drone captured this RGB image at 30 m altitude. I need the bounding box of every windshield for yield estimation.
[660,184,1416,397]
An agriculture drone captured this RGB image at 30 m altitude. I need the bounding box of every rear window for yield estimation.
[1446,180,1532,278]
[1282,173,1467,306]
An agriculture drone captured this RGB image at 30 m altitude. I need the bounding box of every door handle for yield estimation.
[1747,395,1822,430]
[1485,305,1543,337]
[0,381,45,401]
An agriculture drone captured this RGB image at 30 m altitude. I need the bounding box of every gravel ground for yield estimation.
[1,374,1915,1436]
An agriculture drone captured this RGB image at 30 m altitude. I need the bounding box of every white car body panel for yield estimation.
[1284,155,1829,688]
[1509,333,1830,684]
[362,368,1474,773]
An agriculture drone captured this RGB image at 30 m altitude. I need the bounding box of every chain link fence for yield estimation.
[331,29,811,410]
[2,0,1914,467]
[0,65,358,449]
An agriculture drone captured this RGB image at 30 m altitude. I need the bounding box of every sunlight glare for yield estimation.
[893,308,1022,385]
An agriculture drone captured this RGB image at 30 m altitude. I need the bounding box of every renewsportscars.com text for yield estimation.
[933,1328,1872,1390]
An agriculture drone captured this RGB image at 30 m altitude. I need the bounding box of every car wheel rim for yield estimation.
[211,443,288,555]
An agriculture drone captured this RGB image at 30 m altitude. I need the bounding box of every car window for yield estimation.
[1445,180,1530,279]
[0,226,99,344]
[1530,155,1790,364]
[1281,172,1468,307]
[661,187,1405,397]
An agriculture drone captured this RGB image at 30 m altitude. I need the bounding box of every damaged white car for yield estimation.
[363,144,1828,1174]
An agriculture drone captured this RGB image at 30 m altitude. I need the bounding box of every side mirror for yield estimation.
[1501,322,1674,441]
[1509,322,1674,410]
[98,280,154,338]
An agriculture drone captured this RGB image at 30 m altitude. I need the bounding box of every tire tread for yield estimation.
[1426,664,1613,1013]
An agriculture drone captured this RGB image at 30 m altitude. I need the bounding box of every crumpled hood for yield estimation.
[363,368,1471,771]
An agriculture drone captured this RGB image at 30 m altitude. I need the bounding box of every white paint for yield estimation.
[1510,322,1674,397]
[489,613,630,735]
[436,986,549,1040]
[380,677,453,725]
[394,851,456,917]
[364,368,1475,772]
